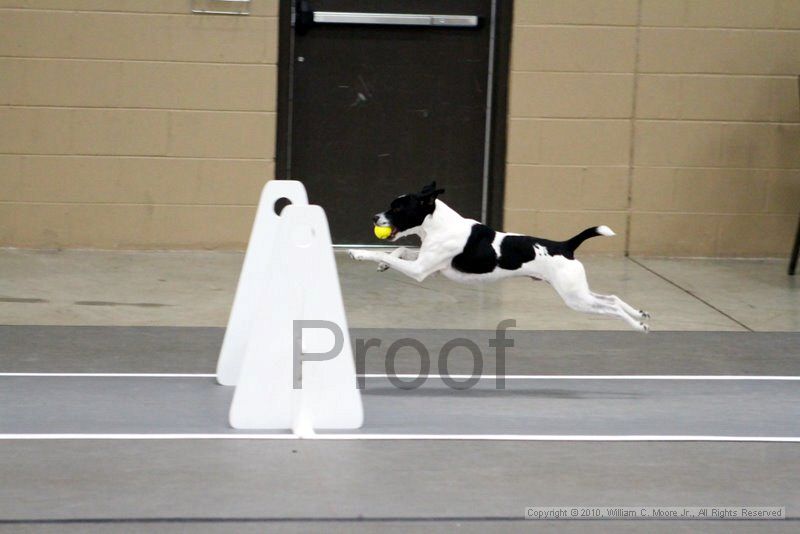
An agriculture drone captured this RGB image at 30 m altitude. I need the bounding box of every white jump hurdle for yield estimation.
[217,180,363,434]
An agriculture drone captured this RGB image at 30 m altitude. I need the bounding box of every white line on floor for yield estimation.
[1,372,799,380]
[360,374,800,381]
[0,434,798,442]
[0,373,217,378]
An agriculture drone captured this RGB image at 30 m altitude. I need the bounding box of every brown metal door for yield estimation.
[278,0,497,244]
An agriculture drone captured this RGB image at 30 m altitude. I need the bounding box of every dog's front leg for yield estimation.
[348,249,439,282]
[377,247,414,272]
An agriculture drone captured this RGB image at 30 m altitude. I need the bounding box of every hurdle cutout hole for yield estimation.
[273,197,292,216]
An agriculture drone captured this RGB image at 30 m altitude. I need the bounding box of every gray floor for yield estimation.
[2,524,799,534]
[1,440,798,528]
[1,246,798,533]
[2,375,798,438]
[1,326,799,531]
[3,325,800,375]
[2,249,798,332]
[3,326,800,438]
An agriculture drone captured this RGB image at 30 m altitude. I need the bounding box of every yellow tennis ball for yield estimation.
[374,225,393,240]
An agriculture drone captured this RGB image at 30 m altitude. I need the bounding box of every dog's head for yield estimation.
[373,182,445,240]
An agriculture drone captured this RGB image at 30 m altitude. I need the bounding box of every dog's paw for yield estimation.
[377,263,389,272]
[348,249,367,261]
[639,310,651,319]
[640,322,650,334]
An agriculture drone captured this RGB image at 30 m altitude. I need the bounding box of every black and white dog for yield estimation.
[348,183,650,331]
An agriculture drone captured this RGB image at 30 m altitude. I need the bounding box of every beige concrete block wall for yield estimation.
[505,0,800,257]
[0,0,278,248]
[1,0,798,256]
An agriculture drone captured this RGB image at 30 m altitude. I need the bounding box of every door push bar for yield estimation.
[314,12,478,27]
[295,1,479,33]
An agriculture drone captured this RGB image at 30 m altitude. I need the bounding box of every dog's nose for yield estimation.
[373,214,381,224]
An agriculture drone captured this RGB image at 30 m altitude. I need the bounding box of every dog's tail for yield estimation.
[564,225,615,254]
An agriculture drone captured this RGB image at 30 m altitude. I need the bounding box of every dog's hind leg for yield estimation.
[561,290,648,332]
[549,261,648,332]
[591,292,650,320]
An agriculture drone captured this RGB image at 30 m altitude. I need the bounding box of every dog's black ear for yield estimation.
[419,182,445,205]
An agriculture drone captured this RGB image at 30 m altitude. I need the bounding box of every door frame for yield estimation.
[274,0,513,231]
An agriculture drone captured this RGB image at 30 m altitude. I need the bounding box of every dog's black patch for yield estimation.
[451,224,497,274]
[378,182,446,234]
[382,195,434,233]
[498,232,593,268]
[497,235,536,270]
[539,239,575,259]
[524,227,606,261]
